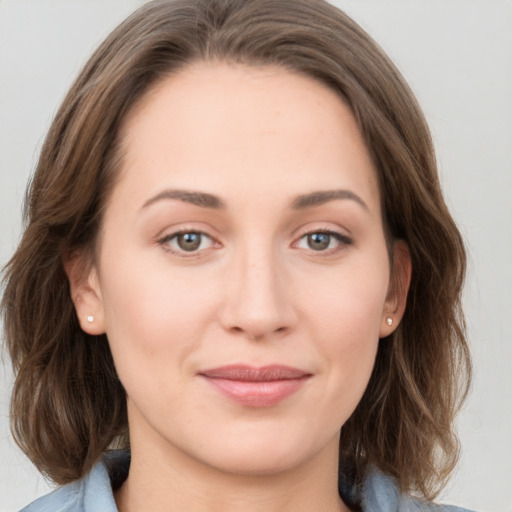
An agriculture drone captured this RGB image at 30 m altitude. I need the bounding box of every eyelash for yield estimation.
[294,229,352,255]
[158,230,217,257]
[157,228,352,257]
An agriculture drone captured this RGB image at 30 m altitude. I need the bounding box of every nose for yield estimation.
[219,244,297,341]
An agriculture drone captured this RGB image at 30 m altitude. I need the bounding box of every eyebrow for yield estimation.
[141,188,368,212]
[290,189,369,211]
[142,189,225,209]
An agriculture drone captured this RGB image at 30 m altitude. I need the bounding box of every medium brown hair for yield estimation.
[2,0,470,500]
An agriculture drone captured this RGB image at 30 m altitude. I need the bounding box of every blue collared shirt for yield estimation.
[20,451,473,512]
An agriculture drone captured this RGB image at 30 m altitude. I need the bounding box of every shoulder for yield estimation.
[19,453,126,512]
[20,480,85,512]
[360,466,475,512]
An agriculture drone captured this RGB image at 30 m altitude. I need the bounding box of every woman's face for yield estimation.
[73,63,409,475]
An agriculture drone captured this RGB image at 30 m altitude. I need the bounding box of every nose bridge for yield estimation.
[220,235,296,339]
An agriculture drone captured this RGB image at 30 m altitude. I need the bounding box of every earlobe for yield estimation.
[379,240,412,338]
[63,254,106,335]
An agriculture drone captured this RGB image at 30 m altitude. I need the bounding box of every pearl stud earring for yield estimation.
[386,317,393,326]
[87,315,95,323]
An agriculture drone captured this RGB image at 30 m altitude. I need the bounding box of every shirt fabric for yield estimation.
[20,451,473,512]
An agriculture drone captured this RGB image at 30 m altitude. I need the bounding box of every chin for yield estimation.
[205,450,306,476]
[189,428,330,477]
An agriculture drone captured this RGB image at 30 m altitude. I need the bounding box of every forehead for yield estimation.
[114,62,380,213]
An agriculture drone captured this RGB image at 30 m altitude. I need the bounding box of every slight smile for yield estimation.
[199,365,312,408]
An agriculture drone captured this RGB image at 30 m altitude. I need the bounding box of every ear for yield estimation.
[379,240,412,338]
[63,253,106,335]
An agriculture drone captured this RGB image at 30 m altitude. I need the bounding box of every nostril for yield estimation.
[228,325,290,342]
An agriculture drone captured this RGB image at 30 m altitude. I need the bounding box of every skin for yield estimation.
[68,63,410,512]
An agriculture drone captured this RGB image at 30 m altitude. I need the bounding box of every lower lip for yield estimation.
[202,377,309,407]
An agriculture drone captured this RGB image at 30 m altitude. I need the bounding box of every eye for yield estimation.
[296,231,351,252]
[159,231,215,254]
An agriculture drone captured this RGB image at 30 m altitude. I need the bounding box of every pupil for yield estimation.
[178,233,201,251]
[308,233,330,250]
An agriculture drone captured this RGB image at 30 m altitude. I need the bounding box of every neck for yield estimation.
[115,431,349,512]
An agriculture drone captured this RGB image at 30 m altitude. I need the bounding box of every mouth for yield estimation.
[198,365,312,407]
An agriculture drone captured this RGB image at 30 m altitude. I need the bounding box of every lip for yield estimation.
[199,365,311,407]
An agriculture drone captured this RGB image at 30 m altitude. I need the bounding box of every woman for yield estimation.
[2,0,472,511]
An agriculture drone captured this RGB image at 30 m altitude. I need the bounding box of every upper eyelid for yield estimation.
[159,229,211,239]
[157,228,218,243]
[293,225,352,241]
[295,231,351,243]
[157,224,220,242]
[159,230,216,244]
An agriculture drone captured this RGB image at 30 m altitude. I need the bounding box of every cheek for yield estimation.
[301,256,390,338]
[298,256,389,401]
[98,253,221,383]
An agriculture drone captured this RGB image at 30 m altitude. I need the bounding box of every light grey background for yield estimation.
[1,1,511,511]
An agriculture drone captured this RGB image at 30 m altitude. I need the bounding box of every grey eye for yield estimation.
[162,231,214,254]
[306,233,332,251]
[296,231,350,253]
[176,232,203,251]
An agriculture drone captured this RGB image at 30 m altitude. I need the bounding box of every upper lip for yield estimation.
[199,365,311,381]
